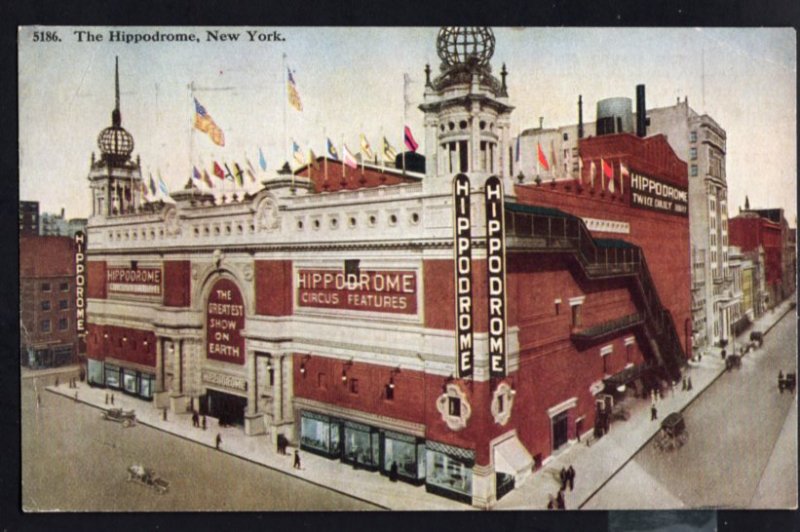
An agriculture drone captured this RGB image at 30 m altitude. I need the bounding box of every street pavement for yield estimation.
[30,298,795,511]
[582,300,797,509]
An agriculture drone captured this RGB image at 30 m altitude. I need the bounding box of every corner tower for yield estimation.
[88,57,144,218]
[419,27,515,195]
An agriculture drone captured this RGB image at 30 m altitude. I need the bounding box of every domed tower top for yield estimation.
[436,27,495,69]
[97,57,135,164]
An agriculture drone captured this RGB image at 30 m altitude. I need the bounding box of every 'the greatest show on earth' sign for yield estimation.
[206,278,246,365]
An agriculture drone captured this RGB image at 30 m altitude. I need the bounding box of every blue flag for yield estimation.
[258,147,267,171]
[158,176,169,195]
[326,138,339,160]
[192,166,201,181]
[149,175,156,195]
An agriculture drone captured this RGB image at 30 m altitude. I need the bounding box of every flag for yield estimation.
[292,140,304,166]
[158,175,169,195]
[246,158,257,182]
[589,160,596,188]
[308,149,319,169]
[619,161,629,194]
[213,161,226,180]
[404,125,419,152]
[202,169,214,188]
[287,67,303,111]
[233,162,244,187]
[327,138,339,160]
[223,163,235,182]
[577,156,584,181]
[550,141,558,177]
[383,137,397,163]
[537,143,550,172]
[149,174,156,195]
[360,134,374,160]
[515,135,520,162]
[193,98,225,147]
[343,144,358,169]
[258,148,267,171]
[601,158,613,191]
[192,166,202,181]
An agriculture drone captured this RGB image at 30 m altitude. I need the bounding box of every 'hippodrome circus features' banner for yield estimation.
[453,174,474,378]
[296,269,418,314]
[485,176,508,378]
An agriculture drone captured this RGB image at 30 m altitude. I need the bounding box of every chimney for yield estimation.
[578,95,584,139]
[636,84,647,138]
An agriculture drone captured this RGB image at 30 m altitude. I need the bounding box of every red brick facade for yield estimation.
[86,323,157,367]
[163,260,191,307]
[255,260,293,316]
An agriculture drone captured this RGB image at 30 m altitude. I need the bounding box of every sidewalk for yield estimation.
[46,297,794,511]
[495,296,796,511]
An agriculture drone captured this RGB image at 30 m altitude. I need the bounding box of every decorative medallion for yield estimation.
[490,382,516,426]
[436,382,472,431]
[255,197,280,232]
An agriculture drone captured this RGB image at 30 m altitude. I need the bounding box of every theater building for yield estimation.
[84,28,689,508]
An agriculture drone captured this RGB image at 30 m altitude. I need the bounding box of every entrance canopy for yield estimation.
[493,433,533,486]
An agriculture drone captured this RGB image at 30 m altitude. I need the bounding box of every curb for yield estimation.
[578,303,794,509]
[45,386,389,510]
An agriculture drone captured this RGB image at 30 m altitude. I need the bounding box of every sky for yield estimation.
[18,26,797,225]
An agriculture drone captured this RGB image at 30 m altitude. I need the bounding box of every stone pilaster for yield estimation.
[471,462,497,509]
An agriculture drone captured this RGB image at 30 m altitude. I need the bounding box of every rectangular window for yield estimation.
[385,384,394,400]
[40,319,51,332]
[349,378,359,394]
[59,299,68,310]
[58,317,68,330]
[317,372,326,389]
[59,282,69,291]
[690,147,697,160]
[626,344,633,363]
[448,396,461,417]
[571,304,582,328]
[458,140,469,172]
[41,282,51,292]
[691,165,698,177]
[690,131,697,143]
[41,300,51,311]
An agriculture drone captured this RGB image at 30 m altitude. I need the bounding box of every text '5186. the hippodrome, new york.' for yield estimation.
[29,29,286,44]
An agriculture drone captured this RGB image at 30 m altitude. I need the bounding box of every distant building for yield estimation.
[20,236,79,368]
[729,207,793,308]
[40,207,88,237]
[19,201,39,236]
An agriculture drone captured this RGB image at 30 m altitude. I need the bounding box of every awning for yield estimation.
[603,363,649,389]
[493,433,533,486]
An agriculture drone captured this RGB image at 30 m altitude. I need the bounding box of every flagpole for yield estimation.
[283,54,288,169]
[402,73,409,175]
[323,128,328,184]
[341,135,345,183]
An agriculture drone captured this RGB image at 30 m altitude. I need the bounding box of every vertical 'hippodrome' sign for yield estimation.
[74,231,86,335]
[453,174,473,378]
[485,176,507,377]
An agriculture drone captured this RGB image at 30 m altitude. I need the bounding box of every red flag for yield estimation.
[602,158,613,179]
[213,161,225,180]
[404,126,419,152]
[537,143,550,171]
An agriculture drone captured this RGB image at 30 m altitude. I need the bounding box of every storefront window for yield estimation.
[105,364,121,389]
[123,369,137,394]
[139,374,154,399]
[382,430,424,482]
[344,421,378,468]
[425,442,474,502]
[301,413,332,454]
[88,359,104,386]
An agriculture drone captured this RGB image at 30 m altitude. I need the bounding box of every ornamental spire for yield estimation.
[112,56,121,127]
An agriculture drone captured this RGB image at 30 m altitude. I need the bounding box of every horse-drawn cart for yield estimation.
[127,464,169,494]
[654,412,688,452]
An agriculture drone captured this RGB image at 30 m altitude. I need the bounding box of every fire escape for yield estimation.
[504,203,686,381]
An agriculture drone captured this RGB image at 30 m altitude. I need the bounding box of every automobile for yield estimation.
[127,464,169,494]
[102,407,137,427]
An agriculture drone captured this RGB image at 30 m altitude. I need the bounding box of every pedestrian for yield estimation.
[651,404,658,420]
[216,433,222,450]
[658,387,664,400]
[556,488,565,510]
[687,377,693,391]
[36,393,41,408]
[293,449,301,469]
[567,465,575,491]
[778,371,784,393]
[111,393,115,405]
[202,415,207,430]
[547,494,556,510]
[721,349,726,360]
[162,408,167,421]
[389,461,398,482]
[192,411,198,427]
[105,393,109,405]
[559,467,567,490]
[55,377,59,387]
[670,380,676,397]
[682,377,687,391]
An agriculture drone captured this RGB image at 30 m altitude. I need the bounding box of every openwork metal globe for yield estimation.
[436,27,495,68]
[98,125,134,160]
